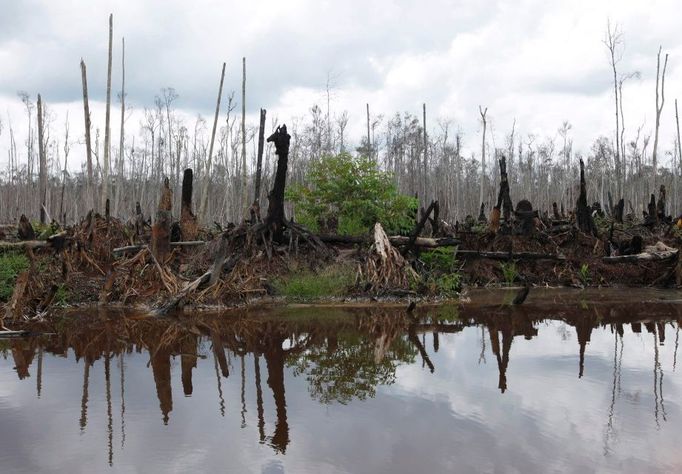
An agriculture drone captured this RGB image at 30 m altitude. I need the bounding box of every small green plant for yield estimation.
[54,284,69,306]
[499,261,518,285]
[273,265,355,301]
[578,264,590,286]
[0,251,30,301]
[420,247,461,297]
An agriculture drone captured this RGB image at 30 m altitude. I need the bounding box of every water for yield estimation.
[1,289,682,473]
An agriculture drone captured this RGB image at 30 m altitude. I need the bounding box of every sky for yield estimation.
[0,0,680,170]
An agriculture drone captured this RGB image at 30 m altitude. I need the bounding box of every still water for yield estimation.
[1,289,682,473]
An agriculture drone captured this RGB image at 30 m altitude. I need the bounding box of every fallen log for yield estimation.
[112,241,207,256]
[602,243,678,263]
[456,250,566,261]
[318,234,460,248]
[0,231,69,251]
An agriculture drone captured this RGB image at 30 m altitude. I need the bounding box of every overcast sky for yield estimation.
[0,0,680,169]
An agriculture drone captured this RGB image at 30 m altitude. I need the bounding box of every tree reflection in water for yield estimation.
[1,298,680,460]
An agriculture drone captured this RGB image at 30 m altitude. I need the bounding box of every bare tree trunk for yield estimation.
[102,13,113,211]
[422,103,427,203]
[652,46,669,192]
[80,60,94,211]
[199,62,226,222]
[115,37,125,218]
[37,94,47,224]
[241,57,247,217]
[59,116,70,225]
[366,103,371,158]
[604,22,622,198]
[254,108,266,204]
[479,106,488,209]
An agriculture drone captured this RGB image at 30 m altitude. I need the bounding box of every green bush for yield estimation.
[0,251,30,301]
[287,153,417,236]
[273,265,355,301]
[499,261,518,285]
[420,247,461,297]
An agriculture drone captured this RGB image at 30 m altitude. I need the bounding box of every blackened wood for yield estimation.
[265,125,291,242]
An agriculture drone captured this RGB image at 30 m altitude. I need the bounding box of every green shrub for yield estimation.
[499,261,518,285]
[421,247,457,273]
[0,251,30,301]
[273,265,355,301]
[287,153,417,236]
[578,264,590,286]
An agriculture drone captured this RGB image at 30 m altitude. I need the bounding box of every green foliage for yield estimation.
[0,251,30,301]
[286,153,418,235]
[273,265,355,301]
[54,284,69,306]
[420,247,461,297]
[32,221,59,240]
[420,247,457,273]
[499,261,518,285]
[578,263,590,286]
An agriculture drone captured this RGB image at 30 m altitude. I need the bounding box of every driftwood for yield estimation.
[603,243,677,263]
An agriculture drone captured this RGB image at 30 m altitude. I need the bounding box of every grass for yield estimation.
[0,251,30,301]
[578,264,591,286]
[273,264,355,301]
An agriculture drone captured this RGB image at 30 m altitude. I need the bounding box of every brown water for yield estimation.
[1,288,682,473]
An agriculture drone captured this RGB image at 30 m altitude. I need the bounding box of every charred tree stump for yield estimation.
[657,185,666,221]
[552,202,561,221]
[645,193,658,226]
[180,169,198,241]
[614,198,624,224]
[490,155,513,234]
[17,215,35,241]
[478,203,487,224]
[576,159,596,235]
[514,200,537,235]
[152,179,173,262]
[431,200,440,236]
[265,125,291,243]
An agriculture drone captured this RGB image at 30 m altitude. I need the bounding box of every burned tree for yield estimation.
[490,155,513,234]
[576,159,596,235]
[151,178,172,262]
[180,169,198,241]
[265,125,291,242]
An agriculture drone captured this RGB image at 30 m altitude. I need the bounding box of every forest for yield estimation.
[1,16,682,325]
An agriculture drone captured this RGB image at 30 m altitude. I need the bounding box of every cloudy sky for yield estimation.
[0,0,680,169]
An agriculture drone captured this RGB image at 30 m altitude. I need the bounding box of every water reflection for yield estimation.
[2,291,682,472]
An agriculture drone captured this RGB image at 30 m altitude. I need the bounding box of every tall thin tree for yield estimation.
[652,46,668,191]
[199,62,226,221]
[102,13,113,211]
[115,36,126,217]
[80,60,94,211]
[37,94,47,224]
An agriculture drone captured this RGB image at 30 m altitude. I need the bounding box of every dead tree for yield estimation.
[614,198,625,223]
[199,62,226,222]
[646,194,658,226]
[652,46,669,191]
[114,36,125,217]
[491,155,513,233]
[657,185,666,221]
[152,178,172,262]
[102,13,113,211]
[576,159,596,235]
[479,106,488,209]
[180,169,198,241]
[80,59,94,211]
[37,94,47,224]
[254,108,267,204]
[265,125,291,242]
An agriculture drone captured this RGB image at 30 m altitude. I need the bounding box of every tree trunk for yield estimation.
[199,62,226,222]
[114,37,125,218]
[241,57,247,217]
[80,60,94,211]
[576,158,596,235]
[102,13,113,211]
[152,178,172,262]
[180,169,197,241]
[479,106,488,211]
[254,108,266,204]
[265,125,291,242]
[37,94,47,224]
[652,46,669,192]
